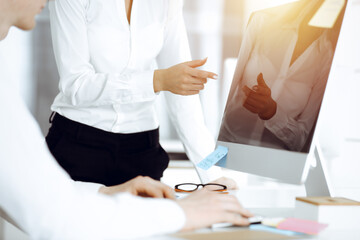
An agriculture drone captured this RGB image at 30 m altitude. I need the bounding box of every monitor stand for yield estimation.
[304,143,333,197]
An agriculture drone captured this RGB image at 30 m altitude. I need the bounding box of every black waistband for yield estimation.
[50,113,160,148]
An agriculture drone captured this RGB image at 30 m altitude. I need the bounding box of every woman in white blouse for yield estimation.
[0,1,252,238]
[219,0,344,152]
[46,0,234,187]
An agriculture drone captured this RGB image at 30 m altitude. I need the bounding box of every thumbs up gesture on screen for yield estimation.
[242,73,277,120]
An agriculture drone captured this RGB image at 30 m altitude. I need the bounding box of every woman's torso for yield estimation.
[51,0,170,133]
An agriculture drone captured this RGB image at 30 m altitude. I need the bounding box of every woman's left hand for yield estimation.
[153,58,217,96]
[211,177,238,190]
[99,176,175,199]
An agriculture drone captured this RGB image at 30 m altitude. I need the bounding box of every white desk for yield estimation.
[137,207,360,240]
[1,160,359,240]
[1,205,360,240]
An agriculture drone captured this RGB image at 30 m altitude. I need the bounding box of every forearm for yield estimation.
[58,70,156,107]
[264,105,309,151]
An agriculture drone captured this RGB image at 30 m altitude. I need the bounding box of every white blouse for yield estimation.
[49,0,221,182]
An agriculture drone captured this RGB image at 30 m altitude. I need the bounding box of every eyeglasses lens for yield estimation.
[204,184,224,191]
[178,184,198,191]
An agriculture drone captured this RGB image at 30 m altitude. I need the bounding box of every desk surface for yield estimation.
[140,208,360,240]
[1,207,360,240]
[144,229,360,240]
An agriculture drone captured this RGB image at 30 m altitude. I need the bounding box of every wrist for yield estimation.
[259,99,277,120]
[154,69,165,93]
[98,186,111,195]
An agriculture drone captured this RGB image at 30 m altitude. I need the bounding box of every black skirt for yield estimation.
[46,113,169,186]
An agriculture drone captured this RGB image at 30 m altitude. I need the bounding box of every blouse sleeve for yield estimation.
[264,54,332,151]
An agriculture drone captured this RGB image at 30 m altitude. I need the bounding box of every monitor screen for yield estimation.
[218,0,346,153]
[216,0,347,185]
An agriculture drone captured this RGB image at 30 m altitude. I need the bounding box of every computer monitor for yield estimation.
[216,0,348,195]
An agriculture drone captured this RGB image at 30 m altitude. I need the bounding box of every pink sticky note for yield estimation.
[277,218,328,235]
